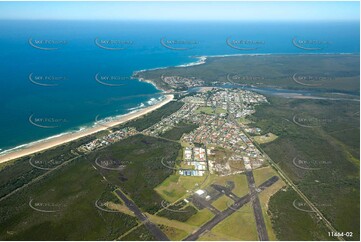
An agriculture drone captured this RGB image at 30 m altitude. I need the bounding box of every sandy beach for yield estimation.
[0,94,174,164]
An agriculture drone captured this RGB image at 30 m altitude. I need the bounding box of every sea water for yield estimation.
[0,20,359,151]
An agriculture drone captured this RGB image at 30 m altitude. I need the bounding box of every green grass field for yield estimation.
[253,166,279,187]
[213,174,249,198]
[185,208,214,227]
[212,204,258,240]
[211,195,234,211]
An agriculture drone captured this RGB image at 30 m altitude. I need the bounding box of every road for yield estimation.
[232,113,343,241]
[231,111,268,241]
[115,189,169,241]
[190,195,220,215]
[211,184,240,202]
[183,176,278,241]
[245,169,269,241]
[247,132,344,241]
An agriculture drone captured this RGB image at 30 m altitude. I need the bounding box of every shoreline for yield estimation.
[137,77,167,93]
[1,52,358,165]
[0,94,174,164]
[134,52,358,87]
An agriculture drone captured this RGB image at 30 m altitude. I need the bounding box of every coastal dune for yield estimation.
[0,94,174,164]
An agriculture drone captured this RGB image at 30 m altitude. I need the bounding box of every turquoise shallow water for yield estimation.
[0,20,359,151]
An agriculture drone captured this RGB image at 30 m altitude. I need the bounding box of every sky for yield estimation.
[0,1,359,21]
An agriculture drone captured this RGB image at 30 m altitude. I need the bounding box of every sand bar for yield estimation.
[0,94,174,164]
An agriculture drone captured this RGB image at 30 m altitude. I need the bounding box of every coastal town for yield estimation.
[78,87,269,177]
[77,127,138,153]
[161,75,205,90]
[145,88,268,176]
[0,2,358,240]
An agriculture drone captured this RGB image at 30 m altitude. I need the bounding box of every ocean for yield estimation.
[0,20,359,152]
